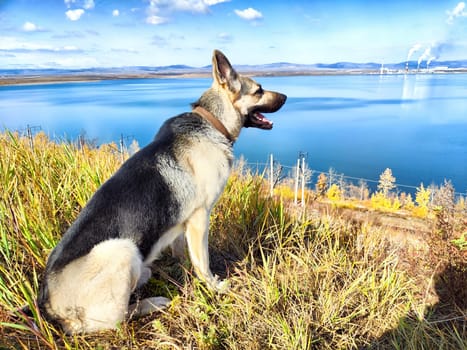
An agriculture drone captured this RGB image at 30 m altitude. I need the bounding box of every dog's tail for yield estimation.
[15,304,34,317]
[10,272,63,330]
[11,297,54,332]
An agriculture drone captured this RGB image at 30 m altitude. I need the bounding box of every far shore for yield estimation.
[0,70,398,86]
[0,70,373,86]
[2,68,467,86]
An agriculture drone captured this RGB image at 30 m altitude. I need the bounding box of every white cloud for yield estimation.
[146,1,167,24]
[111,48,138,54]
[61,45,80,52]
[453,2,465,15]
[234,8,263,21]
[447,2,467,24]
[53,56,98,67]
[112,9,120,17]
[0,36,93,68]
[0,36,45,51]
[66,8,85,21]
[170,0,209,13]
[146,15,167,25]
[64,0,76,8]
[151,34,168,47]
[144,0,229,23]
[83,0,94,10]
[21,22,47,33]
[204,0,229,5]
[217,32,233,43]
[169,0,230,12]
[64,0,93,10]
[22,22,38,32]
[0,36,81,53]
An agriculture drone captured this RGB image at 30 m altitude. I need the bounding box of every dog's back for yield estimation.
[42,115,199,274]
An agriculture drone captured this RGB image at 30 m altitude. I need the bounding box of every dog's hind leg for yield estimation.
[46,239,145,333]
[185,207,229,292]
[136,266,152,288]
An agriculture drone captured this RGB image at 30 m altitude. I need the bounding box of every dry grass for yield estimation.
[0,132,465,349]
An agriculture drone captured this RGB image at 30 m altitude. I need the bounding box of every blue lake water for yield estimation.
[1,74,466,194]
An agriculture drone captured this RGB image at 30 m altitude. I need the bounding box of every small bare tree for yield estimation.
[128,139,140,156]
[316,173,328,198]
[432,180,456,239]
[432,179,455,212]
[347,179,369,200]
[378,168,396,197]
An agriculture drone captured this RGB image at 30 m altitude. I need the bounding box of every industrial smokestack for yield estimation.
[427,56,435,69]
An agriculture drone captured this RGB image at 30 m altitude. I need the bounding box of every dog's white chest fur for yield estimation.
[187,141,232,208]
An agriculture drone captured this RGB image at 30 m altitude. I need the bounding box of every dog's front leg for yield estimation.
[185,207,229,292]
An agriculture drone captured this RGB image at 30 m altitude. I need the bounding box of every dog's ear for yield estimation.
[212,50,240,92]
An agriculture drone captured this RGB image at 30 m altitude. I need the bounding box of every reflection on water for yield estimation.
[1,75,466,193]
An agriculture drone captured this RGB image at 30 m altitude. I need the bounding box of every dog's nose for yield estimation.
[276,93,287,109]
[279,93,287,104]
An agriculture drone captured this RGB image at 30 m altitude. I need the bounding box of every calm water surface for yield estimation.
[1,74,466,193]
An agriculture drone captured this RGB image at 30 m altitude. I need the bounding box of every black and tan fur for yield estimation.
[38,50,286,333]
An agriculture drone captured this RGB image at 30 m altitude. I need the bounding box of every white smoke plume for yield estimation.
[407,3,465,70]
[406,43,422,62]
[417,47,432,69]
[416,42,452,69]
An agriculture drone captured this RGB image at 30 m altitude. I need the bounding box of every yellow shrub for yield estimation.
[274,184,296,201]
[392,197,402,210]
[371,191,392,210]
[327,184,342,201]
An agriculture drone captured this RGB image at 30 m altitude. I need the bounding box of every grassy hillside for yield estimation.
[0,132,465,349]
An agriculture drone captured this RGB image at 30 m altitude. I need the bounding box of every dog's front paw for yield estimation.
[129,296,171,317]
[209,276,230,294]
[215,279,230,293]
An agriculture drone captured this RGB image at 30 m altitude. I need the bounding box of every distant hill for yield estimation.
[1,60,467,77]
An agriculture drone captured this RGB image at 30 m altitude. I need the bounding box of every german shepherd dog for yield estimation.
[38,50,286,333]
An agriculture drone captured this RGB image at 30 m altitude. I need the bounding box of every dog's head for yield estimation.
[212,50,286,130]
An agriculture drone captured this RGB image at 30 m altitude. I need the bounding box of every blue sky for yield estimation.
[1,0,466,68]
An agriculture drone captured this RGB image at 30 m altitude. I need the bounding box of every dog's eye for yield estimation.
[255,86,264,95]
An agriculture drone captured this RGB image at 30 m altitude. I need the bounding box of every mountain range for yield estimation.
[1,60,467,76]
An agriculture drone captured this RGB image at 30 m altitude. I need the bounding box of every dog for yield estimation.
[37,50,286,333]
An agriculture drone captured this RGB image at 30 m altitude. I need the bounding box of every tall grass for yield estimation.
[0,132,465,349]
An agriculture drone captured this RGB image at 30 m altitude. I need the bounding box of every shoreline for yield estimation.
[0,71,363,86]
[2,69,467,86]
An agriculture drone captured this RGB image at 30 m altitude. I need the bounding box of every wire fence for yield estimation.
[16,126,467,201]
[242,155,467,201]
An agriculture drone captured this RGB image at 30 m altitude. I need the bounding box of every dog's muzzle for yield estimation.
[244,93,287,130]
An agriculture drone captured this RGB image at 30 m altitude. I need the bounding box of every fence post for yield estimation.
[27,125,34,149]
[270,153,274,196]
[78,134,85,152]
[25,125,41,149]
[294,157,300,205]
[301,156,306,207]
[119,134,125,163]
